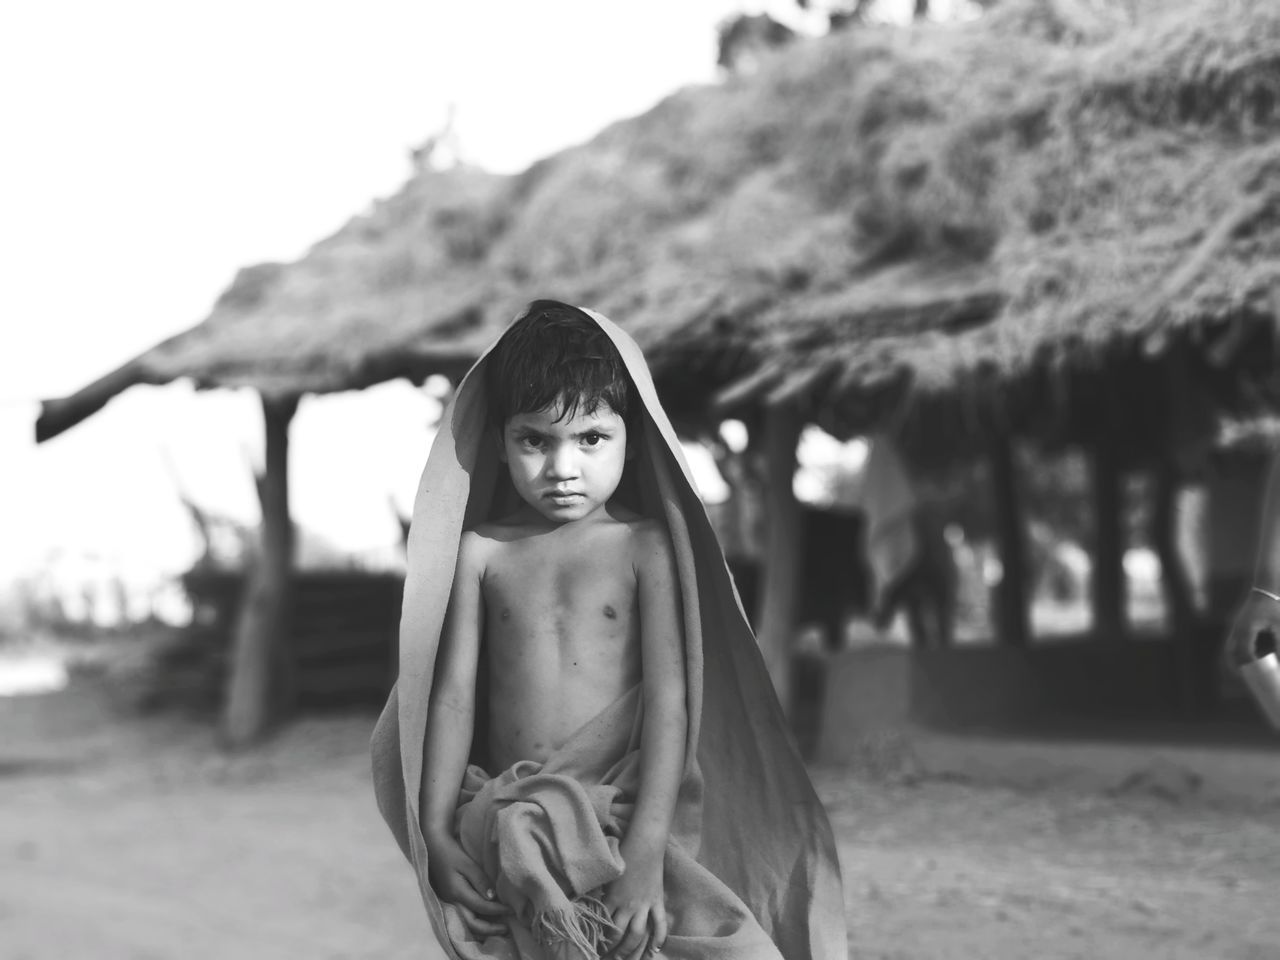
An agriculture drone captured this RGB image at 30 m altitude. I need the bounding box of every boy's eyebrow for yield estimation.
[508,424,613,437]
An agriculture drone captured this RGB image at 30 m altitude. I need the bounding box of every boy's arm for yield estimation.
[607,522,687,956]
[421,533,507,933]
[422,532,484,840]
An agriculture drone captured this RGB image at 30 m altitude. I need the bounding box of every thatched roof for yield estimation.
[37,166,507,439]
[708,0,1280,457]
[39,0,1280,457]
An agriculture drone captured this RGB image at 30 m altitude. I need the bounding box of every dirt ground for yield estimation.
[2,680,1278,960]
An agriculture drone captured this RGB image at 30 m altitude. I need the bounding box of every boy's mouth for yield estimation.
[545,491,584,504]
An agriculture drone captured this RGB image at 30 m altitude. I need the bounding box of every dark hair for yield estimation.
[487,300,634,427]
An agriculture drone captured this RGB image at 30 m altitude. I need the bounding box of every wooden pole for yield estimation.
[757,405,803,712]
[222,393,298,747]
[1091,427,1127,640]
[1152,464,1197,635]
[988,432,1030,647]
[1152,462,1200,712]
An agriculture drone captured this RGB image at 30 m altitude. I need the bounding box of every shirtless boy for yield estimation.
[422,302,685,959]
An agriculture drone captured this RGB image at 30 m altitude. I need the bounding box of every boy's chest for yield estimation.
[481,540,636,617]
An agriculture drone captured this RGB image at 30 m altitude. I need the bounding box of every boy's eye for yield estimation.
[517,434,544,449]
[581,433,605,447]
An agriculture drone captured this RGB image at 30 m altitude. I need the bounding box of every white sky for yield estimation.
[0,0,923,592]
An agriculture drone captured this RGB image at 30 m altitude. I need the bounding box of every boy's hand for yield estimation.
[605,848,668,960]
[426,834,508,938]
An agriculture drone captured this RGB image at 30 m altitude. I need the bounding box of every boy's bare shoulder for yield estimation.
[623,516,674,565]
[456,527,498,570]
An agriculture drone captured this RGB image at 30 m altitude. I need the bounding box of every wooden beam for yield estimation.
[713,360,788,413]
[1150,191,1275,312]
[756,404,803,712]
[1091,427,1127,640]
[988,432,1030,647]
[765,357,841,408]
[36,360,158,443]
[222,393,299,747]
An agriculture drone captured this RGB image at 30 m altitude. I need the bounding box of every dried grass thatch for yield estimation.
[39,0,1280,456]
[37,166,507,438]
[708,0,1280,455]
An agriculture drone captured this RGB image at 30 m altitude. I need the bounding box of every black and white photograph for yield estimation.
[3,1,1279,957]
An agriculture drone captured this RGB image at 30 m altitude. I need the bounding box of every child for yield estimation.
[372,302,847,960]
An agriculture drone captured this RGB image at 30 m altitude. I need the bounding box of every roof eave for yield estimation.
[36,360,162,443]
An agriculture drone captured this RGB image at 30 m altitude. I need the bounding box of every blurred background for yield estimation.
[4,1,1280,958]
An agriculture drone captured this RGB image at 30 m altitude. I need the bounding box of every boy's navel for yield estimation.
[603,605,617,620]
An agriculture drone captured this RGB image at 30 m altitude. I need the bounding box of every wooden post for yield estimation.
[1091,428,1126,639]
[988,432,1030,647]
[222,393,298,747]
[1152,462,1201,712]
[757,405,803,712]
[1152,464,1197,635]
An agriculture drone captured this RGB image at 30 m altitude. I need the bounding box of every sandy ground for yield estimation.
[2,680,1279,960]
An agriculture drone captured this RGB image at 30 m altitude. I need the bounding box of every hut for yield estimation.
[38,0,1280,740]
[702,0,1280,728]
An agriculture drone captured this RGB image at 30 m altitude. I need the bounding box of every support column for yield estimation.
[757,405,803,712]
[988,432,1030,647]
[1152,464,1197,635]
[222,393,298,748]
[1091,428,1127,639]
[1152,462,1201,713]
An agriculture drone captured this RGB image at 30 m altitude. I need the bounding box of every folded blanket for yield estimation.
[445,687,782,960]
[371,304,848,960]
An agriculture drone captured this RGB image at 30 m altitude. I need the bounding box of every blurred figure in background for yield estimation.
[1225,453,1280,668]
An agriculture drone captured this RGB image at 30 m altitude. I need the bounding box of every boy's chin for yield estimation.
[525,496,600,523]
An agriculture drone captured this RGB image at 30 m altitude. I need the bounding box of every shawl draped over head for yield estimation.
[370,304,848,959]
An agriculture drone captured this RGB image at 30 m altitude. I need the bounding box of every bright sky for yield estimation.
[0,0,925,598]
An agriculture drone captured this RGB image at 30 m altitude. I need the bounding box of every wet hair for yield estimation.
[487,300,634,428]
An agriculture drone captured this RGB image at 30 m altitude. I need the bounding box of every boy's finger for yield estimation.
[451,881,508,917]
[457,905,508,939]
[603,908,632,955]
[458,862,495,899]
[455,866,507,914]
[616,913,650,960]
[465,892,509,917]
[650,908,668,954]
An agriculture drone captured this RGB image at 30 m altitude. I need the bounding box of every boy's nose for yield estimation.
[545,445,580,480]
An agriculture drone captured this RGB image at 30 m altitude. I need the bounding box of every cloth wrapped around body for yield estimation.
[371,305,849,959]
[443,686,782,960]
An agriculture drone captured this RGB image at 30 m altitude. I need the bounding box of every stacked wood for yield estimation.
[184,569,403,709]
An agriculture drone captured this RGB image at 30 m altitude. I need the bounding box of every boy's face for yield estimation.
[499,397,630,524]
